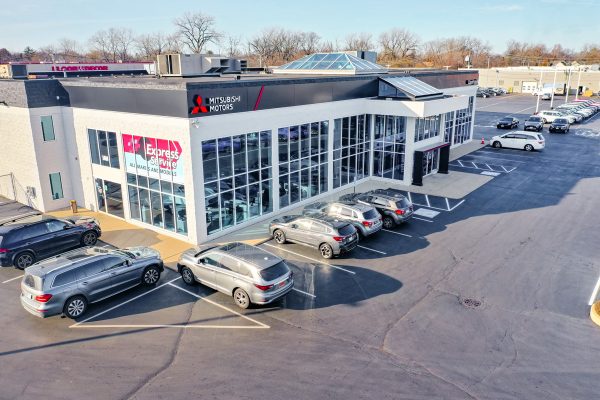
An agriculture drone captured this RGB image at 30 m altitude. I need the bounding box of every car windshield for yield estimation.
[0,235,3,246]
[500,118,512,122]
[395,198,411,208]
[363,209,379,220]
[337,224,355,236]
[114,250,136,259]
[528,117,541,122]
[259,261,290,281]
[537,134,544,140]
[555,119,568,124]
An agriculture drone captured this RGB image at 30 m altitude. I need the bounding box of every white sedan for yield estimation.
[490,131,545,151]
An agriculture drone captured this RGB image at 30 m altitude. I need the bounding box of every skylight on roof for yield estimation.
[274,52,387,75]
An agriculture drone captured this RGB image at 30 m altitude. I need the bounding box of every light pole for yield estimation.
[550,66,558,109]
[565,68,572,103]
[575,68,583,100]
[495,69,499,87]
[535,69,544,113]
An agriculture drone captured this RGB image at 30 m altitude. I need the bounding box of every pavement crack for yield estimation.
[120,300,195,400]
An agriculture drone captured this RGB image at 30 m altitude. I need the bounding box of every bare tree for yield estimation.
[223,35,242,57]
[298,32,321,55]
[320,39,340,53]
[164,33,183,53]
[248,28,281,66]
[38,44,59,62]
[58,38,81,62]
[343,33,374,51]
[173,12,220,53]
[378,28,419,63]
[115,28,135,61]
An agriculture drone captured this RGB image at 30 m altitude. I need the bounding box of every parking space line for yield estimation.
[292,288,316,298]
[2,274,24,284]
[262,243,356,275]
[412,216,433,223]
[485,163,493,171]
[588,274,600,306]
[425,195,431,207]
[357,245,386,255]
[465,153,527,163]
[71,324,268,329]
[70,277,182,327]
[501,166,509,172]
[167,283,270,328]
[448,199,465,211]
[382,229,412,237]
[445,198,450,210]
[407,192,412,203]
[457,160,465,167]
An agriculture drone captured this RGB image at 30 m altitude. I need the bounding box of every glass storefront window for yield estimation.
[202,130,273,236]
[373,115,406,181]
[453,96,474,145]
[414,115,441,142]
[333,114,370,189]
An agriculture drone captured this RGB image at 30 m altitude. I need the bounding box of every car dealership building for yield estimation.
[0,53,478,244]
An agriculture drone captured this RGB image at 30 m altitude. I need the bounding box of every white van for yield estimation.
[490,131,545,151]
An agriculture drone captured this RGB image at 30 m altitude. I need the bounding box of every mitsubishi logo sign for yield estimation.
[189,95,209,114]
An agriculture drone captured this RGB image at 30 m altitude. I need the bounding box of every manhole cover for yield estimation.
[462,298,482,309]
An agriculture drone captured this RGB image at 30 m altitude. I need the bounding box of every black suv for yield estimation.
[496,117,519,129]
[339,189,413,229]
[523,116,544,132]
[0,215,101,269]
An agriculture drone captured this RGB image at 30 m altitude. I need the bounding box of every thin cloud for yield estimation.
[480,4,524,12]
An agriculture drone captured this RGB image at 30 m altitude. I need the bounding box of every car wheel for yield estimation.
[233,288,250,309]
[319,243,333,259]
[81,231,98,246]
[64,295,87,319]
[524,144,534,152]
[142,265,161,286]
[181,266,195,286]
[14,251,35,270]
[493,141,502,148]
[273,229,286,244]
[382,216,395,229]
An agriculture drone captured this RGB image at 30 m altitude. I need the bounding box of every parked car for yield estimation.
[269,215,358,259]
[0,215,102,269]
[303,201,382,237]
[496,117,519,129]
[178,242,293,309]
[537,110,563,123]
[523,116,544,132]
[20,246,163,318]
[549,118,570,133]
[541,93,551,100]
[339,189,413,229]
[490,131,545,151]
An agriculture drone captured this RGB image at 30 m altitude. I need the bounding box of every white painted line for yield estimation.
[262,243,356,275]
[481,171,501,177]
[463,154,527,163]
[71,324,268,329]
[457,160,465,167]
[471,162,478,169]
[507,105,536,116]
[507,167,517,173]
[448,199,466,211]
[292,287,316,298]
[425,195,431,207]
[357,245,386,255]
[70,277,182,327]
[407,191,412,203]
[501,165,509,172]
[485,163,493,171]
[450,163,511,174]
[588,274,600,306]
[410,203,451,212]
[168,283,270,328]
[445,198,450,211]
[2,274,24,284]
[382,229,412,237]
[412,216,433,223]
[413,208,440,218]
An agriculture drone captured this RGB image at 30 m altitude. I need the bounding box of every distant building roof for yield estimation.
[273,52,387,75]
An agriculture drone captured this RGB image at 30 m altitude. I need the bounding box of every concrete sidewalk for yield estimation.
[47,208,193,267]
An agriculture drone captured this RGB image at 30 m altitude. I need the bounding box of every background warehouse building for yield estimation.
[0,53,478,244]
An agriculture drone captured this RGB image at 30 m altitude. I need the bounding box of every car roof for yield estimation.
[331,201,373,212]
[0,214,55,230]
[300,213,350,228]
[370,189,408,201]
[25,246,113,277]
[209,242,281,270]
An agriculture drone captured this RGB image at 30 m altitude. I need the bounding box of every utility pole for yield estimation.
[535,69,544,113]
[575,68,582,100]
[565,68,572,103]
[550,66,558,109]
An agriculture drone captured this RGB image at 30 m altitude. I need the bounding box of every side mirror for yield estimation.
[198,258,205,264]
[291,224,298,229]
[63,224,72,230]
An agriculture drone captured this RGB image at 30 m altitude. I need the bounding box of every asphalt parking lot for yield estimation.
[2,94,600,399]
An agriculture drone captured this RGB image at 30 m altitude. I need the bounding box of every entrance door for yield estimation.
[95,178,124,218]
[422,149,439,177]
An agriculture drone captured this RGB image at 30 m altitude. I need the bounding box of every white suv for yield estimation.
[537,110,562,123]
[490,131,545,152]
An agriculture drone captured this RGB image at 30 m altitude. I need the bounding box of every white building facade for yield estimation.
[0,69,477,244]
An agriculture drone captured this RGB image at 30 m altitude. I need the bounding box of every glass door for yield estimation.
[95,178,124,218]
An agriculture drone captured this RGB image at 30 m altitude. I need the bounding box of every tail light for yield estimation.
[395,209,405,216]
[362,221,373,227]
[254,283,273,291]
[35,294,52,303]
[538,141,544,144]
[0,248,8,253]
[332,236,343,242]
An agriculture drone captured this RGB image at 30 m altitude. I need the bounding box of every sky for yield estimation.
[1,0,598,54]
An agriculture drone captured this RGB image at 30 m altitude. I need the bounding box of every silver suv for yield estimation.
[340,189,413,229]
[303,201,382,237]
[177,242,293,309]
[269,215,358,259]
[20,246,163,319]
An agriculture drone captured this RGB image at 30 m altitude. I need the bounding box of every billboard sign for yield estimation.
[122,134,184,184]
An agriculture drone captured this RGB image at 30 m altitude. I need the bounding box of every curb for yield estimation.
[590,301,600,327]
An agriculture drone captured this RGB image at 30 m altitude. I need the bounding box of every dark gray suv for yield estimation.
[20,246,163,319]
[269,215,358,259]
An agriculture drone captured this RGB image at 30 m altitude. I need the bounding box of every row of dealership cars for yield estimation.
[1,189,414,318]
[477,87,507,97]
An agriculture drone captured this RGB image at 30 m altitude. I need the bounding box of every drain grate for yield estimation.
[462,298,482,309]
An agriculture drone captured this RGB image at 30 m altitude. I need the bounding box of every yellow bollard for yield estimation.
[590,301,600,327]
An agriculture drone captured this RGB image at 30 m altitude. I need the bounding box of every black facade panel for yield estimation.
[65,86,188,118]
[438,145,450,174]
[24,80,70,108]
[332,79,377,101]
[412,151,424,186]
[249,85,295,111]
[293,82,334,105]
[187,87,250,117]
